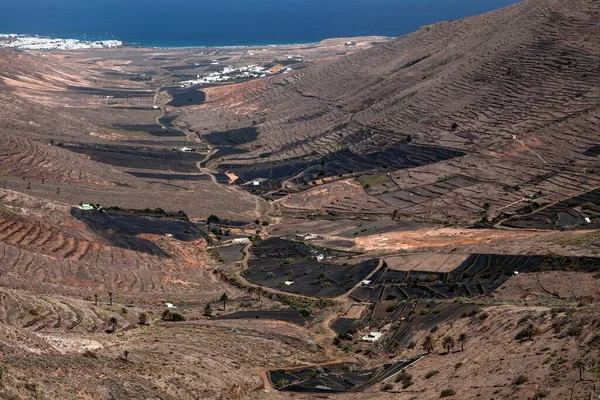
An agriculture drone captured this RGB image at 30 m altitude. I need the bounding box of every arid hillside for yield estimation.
[186,0,600,224]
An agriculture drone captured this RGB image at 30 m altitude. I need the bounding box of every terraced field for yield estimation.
[242,237,378,298]
[350,254,600,302]
[179,0,600,222]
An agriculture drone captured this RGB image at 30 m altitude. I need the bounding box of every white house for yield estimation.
[361,332,383,342]
[231,238,251,245]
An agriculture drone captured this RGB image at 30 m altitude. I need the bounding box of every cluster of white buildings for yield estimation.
[180,64,270,86]
[0,34,122,50]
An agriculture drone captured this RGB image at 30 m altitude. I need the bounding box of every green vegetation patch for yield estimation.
[101,126,152,137]
[358,174,391,189]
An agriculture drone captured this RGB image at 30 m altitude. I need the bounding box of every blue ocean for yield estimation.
[0,0,520,47]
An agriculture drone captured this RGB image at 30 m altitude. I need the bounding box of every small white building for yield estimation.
[315,254,324,262]
[284,281,294,286]
[180,147,192,152]
[253,181,260,186]
[361,332,383,342]
[231,238,251,245]
[362,280,372,286]
[78,203,94,211]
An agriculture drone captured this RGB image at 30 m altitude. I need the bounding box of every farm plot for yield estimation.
[68,86,154,99]
[64,144,205,172]
[164,86,206,107]
[243,238,377,298]
[214,310,307,326]
[501,188,600,230]
[332,301,480,351]
[222,143,464,194]
[215,244,244,262]
[113,123,185,137]
[272,357,422,393]
[202,127,258,147]
[126,172,211,181]
[71,208,207,254]
[350,254,600,302]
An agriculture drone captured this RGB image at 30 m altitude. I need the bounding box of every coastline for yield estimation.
[0,33,392,51]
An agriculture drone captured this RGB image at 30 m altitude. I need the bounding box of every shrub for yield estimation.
[425,370,439,379]
[138,312,148,325]
[383,383,394,391]
[386,304,397,312]
[478,312,490,320]
[162,310,185,322]
[516,324,539,341]
[82,349,97,358]
[533,391,548,399]
[512,375,528,385]
[207,215,219,224]
[265,272,276,279]
[395,370,413,388]
[440,389,456,397]
[275,378,290,388]
[454,362,463,369]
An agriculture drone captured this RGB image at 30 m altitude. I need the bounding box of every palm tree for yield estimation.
[220,293,229,311]
[108,317,117,332]
[422,335,435,354]
[94,294,98,306]
[458,333,467,351]
[573,360,585,381]
[443,336,455,354]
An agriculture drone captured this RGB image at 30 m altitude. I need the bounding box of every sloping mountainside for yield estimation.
[0,0,599,399]
[186,0,600,223]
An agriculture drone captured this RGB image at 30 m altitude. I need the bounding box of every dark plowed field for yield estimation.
[243,238,376,298]
[126,172,211,181]
[203,127,258,147]
[351,254,600,302]
[64,144,205,172]
[214,310,307,326]
[71,208,207,254]
[164,86,206,107]
[113,123,185,137]
[502,188,600,230]
[272,357,422,392]
[68,86,154,98]
[222,144,464,194]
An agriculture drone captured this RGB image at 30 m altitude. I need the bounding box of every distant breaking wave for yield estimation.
[0,34,122,50]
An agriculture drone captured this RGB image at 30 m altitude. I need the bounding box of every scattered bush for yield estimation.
[275,379,290,388]
[395,370,413,388]
[515,324,539,341]
[478,312,490,320]
[512,375,529,385]
[138,312,148,325]
[382,383,394,391]
[162,310,185,322]
[425,370,439,379]
[533,391,548,399]
[82,349,97,358]
[440,389,456,397]
[454,362,463,369]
